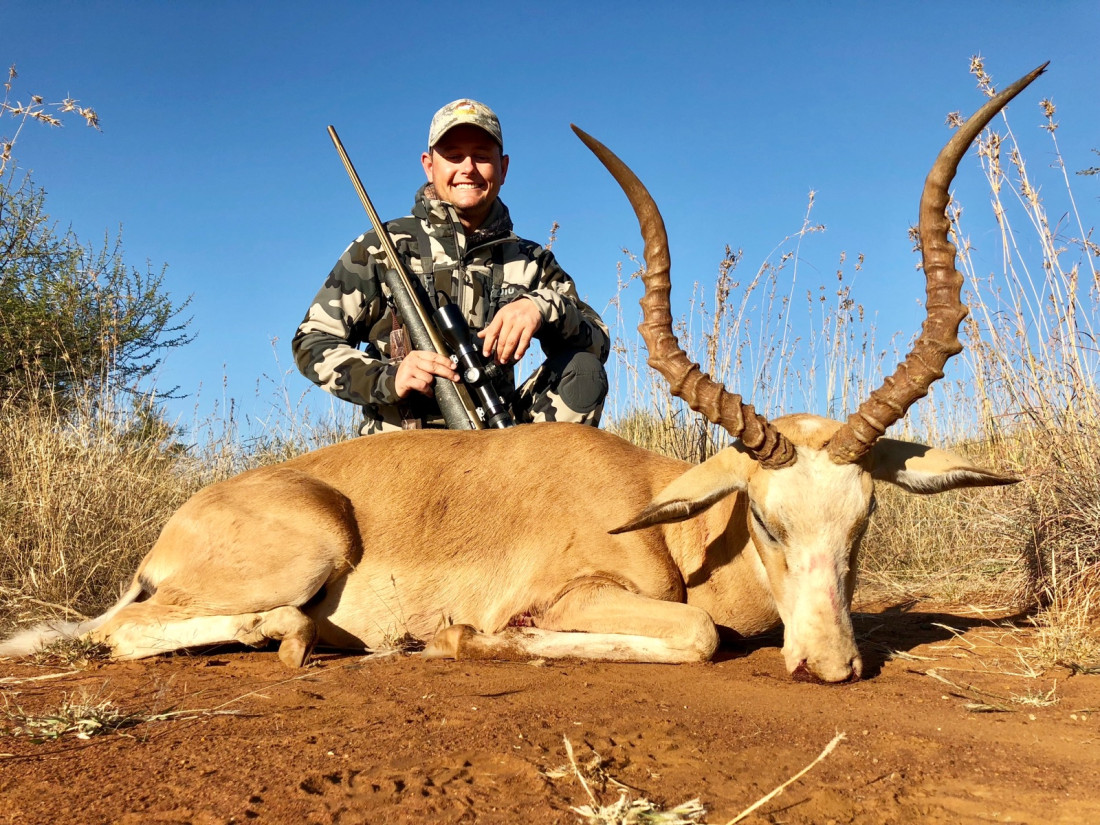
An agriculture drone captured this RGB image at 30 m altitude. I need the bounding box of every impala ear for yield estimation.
[610,446,758,534]
[870,438,1019,494]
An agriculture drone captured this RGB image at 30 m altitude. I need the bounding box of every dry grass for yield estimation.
[0,685,241,743]
[29,635,113,667]
[0,386,197,632]
[904,58,1100,661]
[0,359,355,636]
[1,689,149,742]
[554,736,707,825]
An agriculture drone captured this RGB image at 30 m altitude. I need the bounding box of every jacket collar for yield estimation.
[412,183,514,249]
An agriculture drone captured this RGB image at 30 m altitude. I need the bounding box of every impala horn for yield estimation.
[826,63,1048,464]
[573,125,797,468]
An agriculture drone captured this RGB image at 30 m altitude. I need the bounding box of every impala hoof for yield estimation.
[423,624,476,659]
[277,627,317,669]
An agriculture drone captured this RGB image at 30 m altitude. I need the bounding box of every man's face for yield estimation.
[421,124,509,230]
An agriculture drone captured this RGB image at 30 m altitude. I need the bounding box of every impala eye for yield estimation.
[750,506,778,544]
[868,496,878,516]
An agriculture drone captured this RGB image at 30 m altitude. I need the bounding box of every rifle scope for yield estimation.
[433,303,515,429]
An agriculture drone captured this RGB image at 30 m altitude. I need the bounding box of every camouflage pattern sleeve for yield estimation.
[291,233,401,408]
[521,246,610,362]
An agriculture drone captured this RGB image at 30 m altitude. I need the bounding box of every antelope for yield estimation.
[0,66,1042,683]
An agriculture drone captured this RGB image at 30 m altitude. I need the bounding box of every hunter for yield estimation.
[293,98,610,433]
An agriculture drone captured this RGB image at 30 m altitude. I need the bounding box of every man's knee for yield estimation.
[553,351,607,415]
[518,351,608,425]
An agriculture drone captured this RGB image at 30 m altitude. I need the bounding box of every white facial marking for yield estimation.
[757,445,868,682]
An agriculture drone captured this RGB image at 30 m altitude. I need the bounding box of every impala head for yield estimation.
[586,64,1045,682]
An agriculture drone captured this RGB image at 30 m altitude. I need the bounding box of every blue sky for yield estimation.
[4,2,1098,435]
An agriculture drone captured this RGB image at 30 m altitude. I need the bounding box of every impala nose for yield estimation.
[791,655,862,684]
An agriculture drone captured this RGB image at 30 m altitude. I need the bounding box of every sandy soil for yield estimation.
[1,603,1098,825]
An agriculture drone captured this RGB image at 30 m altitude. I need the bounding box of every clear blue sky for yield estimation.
[4,2,1098,434]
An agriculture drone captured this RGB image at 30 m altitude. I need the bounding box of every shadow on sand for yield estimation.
[713,599,1031,679]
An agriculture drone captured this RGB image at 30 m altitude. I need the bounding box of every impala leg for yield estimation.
[92,602,317,666]
[424,583,718,664]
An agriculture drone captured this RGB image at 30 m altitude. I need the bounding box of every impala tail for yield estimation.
[0,579,145,658]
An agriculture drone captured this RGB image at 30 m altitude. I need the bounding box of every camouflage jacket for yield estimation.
[292,184,609,428]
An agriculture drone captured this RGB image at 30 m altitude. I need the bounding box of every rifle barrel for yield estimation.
[327,125,483,429]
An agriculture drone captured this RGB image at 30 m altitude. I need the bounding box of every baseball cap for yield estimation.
[428,99,503,149]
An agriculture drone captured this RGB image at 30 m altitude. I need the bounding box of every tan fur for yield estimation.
[9,412,1008,684]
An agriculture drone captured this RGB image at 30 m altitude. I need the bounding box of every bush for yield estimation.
[0,172,192,407]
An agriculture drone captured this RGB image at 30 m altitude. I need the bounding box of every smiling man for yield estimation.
[294,99,610,433]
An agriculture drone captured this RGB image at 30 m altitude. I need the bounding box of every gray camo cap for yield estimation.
[428,99,503,149]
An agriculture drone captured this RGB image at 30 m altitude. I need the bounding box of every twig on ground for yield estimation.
[211,669,327,711]
[723,731,846,825]
[923,667,1059,712]
[564,735,600,809]
[0,670,82,687]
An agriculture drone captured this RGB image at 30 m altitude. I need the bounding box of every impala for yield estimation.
[0,66,1044,682]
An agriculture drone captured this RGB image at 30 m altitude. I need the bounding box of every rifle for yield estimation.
[327,125,514,430]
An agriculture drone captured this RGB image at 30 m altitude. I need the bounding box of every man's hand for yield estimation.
[395,350,460,399]
[477,297,543,364]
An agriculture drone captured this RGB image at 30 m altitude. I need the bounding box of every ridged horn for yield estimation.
[573,125,796,468]
[827,62,1048,465]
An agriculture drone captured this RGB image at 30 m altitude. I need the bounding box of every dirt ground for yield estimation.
[1,602,1098,825]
